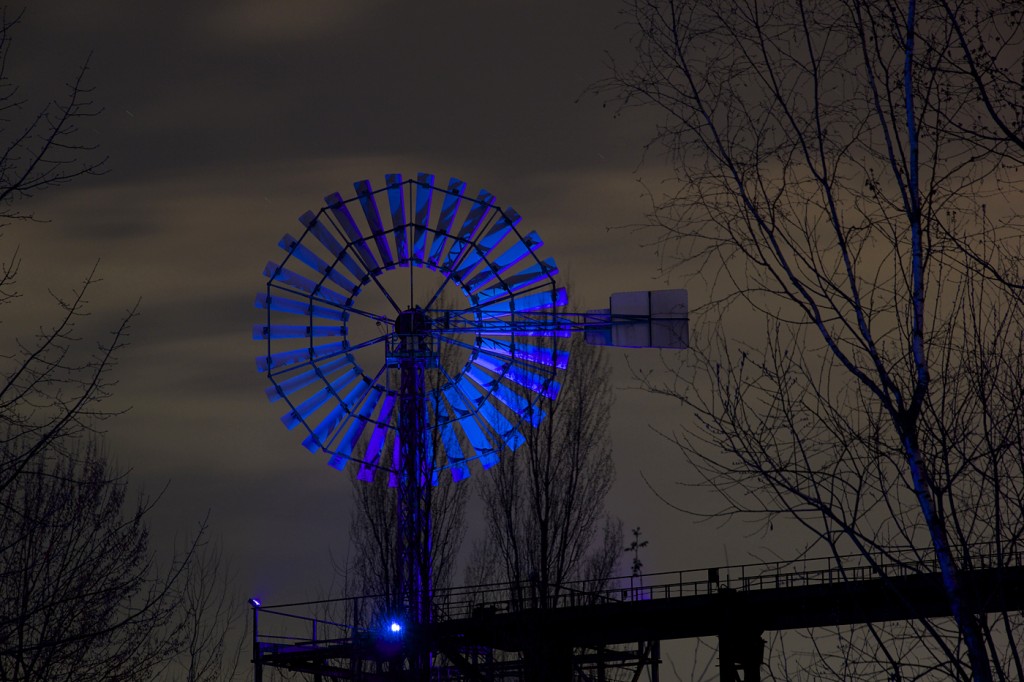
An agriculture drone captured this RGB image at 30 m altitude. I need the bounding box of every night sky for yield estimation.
[8,3,754,603]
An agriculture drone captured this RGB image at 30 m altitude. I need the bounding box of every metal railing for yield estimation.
[252,541,1024,650]
[427,541,1024,620]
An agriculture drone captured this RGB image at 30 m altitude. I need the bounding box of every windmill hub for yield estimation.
[390,306,438,365]
[395,307,430,336]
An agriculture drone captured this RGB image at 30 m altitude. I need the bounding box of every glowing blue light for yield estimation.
[389,621,402,634]
[249,597,261,608]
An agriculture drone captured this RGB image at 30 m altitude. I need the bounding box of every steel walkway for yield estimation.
[252,544,1024,681]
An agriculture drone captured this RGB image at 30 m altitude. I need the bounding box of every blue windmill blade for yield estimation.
[441,189,496,272]
[432,398,470,482]
[385,174,409,262]
[280,366,362,431]
[300,213,368,283]
[427,177,466,269]
[472,355,561,401]
[477,337,568,371]
[412,173,434,262]
[265,354,354,402]
[354,180,395,269]
[451,245,486,285]
[281,367,361,430]
[451,208,522,283]
[299,400,348,453]
[477,208,522,252]
[437,330,560,380]
[465,231,543,295]
[324,387,383,469]
[277,234,357,294]
[323,384,380,456]
[257,340,351,372]
[263,261,350,307]
[357,395,397,482]
[452,376,527,453]
[336,251,368,286]
[252,324,347,341]
[301,378,373,454]
[475,257,559,305]
[442,386,499,469]
[254,293,348,322]
[258,329,383,374]
[298,212,343,264]
[465,366,545,427]
[324,194,381,273]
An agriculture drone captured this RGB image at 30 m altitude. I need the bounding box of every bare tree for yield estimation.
[164,541,247,682]
[0,7,124,493]
[0,13,243,682]
[0,10,107,224]
[0,439,192,682]
[346,447,470,615]
[477,331,622,603]
[598,1,1024,680]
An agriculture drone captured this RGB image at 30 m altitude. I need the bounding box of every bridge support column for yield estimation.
[524,640,572,682]
[719,628,764,682]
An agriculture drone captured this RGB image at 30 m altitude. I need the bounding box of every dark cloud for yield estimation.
[14,1,646,181]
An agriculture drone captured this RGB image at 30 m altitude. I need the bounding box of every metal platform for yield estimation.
[252,545,1024,681]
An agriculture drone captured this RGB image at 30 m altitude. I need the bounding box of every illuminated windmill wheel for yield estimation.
[253,173,566,483]
[254,172,687,640]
